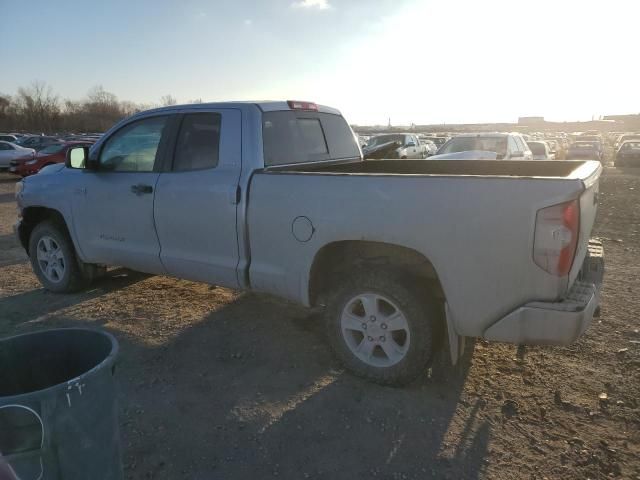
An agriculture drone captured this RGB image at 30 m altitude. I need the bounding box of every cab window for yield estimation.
[99,116,169,172]
[173,113,221,171]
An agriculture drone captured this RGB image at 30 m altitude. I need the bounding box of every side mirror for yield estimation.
[406,142,416,148]
[66,146,94,170]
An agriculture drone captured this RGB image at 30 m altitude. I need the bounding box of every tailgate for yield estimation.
[568,162,602,286]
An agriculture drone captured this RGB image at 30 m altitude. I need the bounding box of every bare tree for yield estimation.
[15,81,60,132]
[160,94,177,106]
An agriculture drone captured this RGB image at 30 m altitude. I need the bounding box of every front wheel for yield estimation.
[324,269,437,386]
[28,221,89,293]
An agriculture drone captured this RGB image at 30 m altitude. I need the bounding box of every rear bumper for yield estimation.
[483,240,604,345]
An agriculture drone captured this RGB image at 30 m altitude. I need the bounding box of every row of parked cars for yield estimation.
[0,132,101,177]
[358,129,640,166]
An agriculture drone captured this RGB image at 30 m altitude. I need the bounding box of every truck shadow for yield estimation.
[1,286,489,479]
[0,269,150,335]
[0,193,16,204]
[105,294,489,480]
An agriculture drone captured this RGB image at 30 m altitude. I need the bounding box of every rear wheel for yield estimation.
[324,269,437,386]
[28,221,89,293]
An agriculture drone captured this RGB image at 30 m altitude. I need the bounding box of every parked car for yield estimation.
[614,133,640,150]
[434,137,450,148]
[15,100,604,386]
[362,133,424,159]
[419,139,438,157]
[546,137,567,159]
[527,141,555,160]
[566,141,601,160]
[0,134,19,143]
[0,141,35,170]
[9,141,95,177]
[16,135,63,151]
[614,141,640,167]
[576,136,603,160]
[430,133,533,160]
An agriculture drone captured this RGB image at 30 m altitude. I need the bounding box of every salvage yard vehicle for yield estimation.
[430,132,533,160]
[362,133,423,159]
[9,141,95,177]
[527,140,555,160]
[419,138,437,157]
[566,141,602,161]
[0,141,35,170]
[615,140,640,167]
[14,100,604,385]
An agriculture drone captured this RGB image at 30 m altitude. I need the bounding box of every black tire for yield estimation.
[28,220,89,293]
[324,269,438,386]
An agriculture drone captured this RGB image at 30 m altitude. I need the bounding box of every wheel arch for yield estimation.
[309,240,462,364]
[18,206,73,255]
[309,240,446,306]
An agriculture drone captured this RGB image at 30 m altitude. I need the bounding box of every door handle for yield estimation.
[131,184,153,195]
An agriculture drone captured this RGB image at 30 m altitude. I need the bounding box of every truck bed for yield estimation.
[247,158,601,340]
[276,159,594,179]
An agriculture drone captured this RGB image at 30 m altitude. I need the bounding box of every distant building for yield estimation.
[603,114,640,121]
[518,116,545,125]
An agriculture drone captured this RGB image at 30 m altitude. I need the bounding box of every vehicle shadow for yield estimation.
[94,293,489,480]
[0,193,15,203]
[0,269,150,335]
[0,175,18,184]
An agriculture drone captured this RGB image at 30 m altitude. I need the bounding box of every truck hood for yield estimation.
[429,150,498,160]
[38,163,66,175]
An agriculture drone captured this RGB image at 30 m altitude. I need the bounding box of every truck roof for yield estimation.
[132,101,342,117]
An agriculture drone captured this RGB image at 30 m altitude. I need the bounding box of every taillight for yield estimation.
[287,100,318,111]
[533,199,580,276]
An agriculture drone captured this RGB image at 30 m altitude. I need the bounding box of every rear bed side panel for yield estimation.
[246,173,586,337]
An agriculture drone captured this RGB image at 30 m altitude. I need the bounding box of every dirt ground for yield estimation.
[0,166,638,480]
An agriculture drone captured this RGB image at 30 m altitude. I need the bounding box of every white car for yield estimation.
[0,141,35,170]
[429,133,533,160]
[419,139,438,157]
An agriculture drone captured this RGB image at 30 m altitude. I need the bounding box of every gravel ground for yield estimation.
[0,166,638,480]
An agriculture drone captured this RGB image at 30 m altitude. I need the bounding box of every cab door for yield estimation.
[153,109,242,288]
[71,115,171,274]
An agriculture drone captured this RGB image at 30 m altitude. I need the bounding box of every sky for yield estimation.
[1,0,638,125]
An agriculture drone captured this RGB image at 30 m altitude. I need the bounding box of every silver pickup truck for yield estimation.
[14,101,604,385]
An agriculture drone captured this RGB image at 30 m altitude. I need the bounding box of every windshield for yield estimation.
[366,135,404,147]
[39,144,66,154]
[439,136,507,155]
[527,142,546,155]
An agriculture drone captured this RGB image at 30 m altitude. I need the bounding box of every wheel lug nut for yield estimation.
[361,323,367,330]
[370,316,376,322]
[367,336,373,342]
[380,336,386,342]
[381,324,387,330]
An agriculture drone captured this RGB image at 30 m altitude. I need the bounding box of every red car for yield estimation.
[9,141,94,177]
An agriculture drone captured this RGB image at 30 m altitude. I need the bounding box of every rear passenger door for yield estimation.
[153,109,242,288]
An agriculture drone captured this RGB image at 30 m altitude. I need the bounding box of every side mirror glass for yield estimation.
[406,142,416,148]
[66,146,89,169]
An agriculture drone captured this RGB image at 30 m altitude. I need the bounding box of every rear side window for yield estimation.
[173,113,221,171]
[263,111,360,166]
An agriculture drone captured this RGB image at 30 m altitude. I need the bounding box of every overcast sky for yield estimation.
[1,0,638,125]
